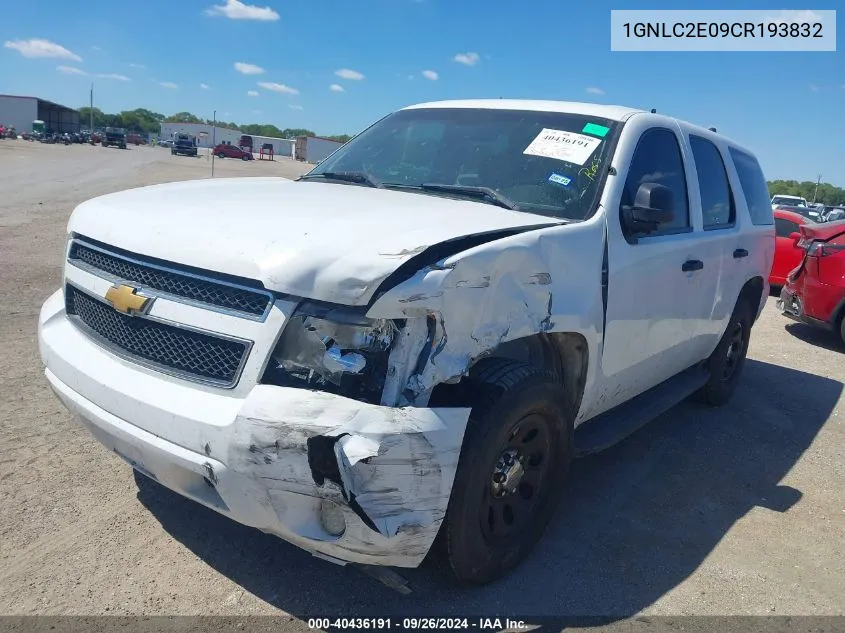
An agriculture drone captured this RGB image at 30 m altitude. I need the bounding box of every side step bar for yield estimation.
[574,364,710,457]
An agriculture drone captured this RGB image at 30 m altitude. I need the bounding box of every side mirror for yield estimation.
[789,231,801,247]
[622,182,675,235]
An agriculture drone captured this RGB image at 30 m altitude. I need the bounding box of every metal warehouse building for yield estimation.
[0,94,80,134]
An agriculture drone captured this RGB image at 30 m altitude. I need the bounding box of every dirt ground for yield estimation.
[0,140,843,621]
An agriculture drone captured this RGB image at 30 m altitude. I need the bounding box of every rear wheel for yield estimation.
[442,359,573,585]
[695,300,753,406]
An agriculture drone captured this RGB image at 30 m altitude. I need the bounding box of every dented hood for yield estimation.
[67,177,560,305]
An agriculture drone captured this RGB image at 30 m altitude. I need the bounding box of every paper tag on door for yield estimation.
[523,128,602,166]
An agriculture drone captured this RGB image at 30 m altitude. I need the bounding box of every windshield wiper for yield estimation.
[415,183,519,210]
[297,171,383,188]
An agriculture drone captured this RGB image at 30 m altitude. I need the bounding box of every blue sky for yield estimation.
[2,0,843,185]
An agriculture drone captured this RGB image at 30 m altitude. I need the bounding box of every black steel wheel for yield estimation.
[442,359,572,585]
[480,413,555,542]
[696,300,753,406]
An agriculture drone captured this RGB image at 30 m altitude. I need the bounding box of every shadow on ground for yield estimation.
[784,322,843,353]
[136,359,840,621]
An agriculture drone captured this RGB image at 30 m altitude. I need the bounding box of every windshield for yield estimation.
[307,107,619,220]
[772,196,806,207]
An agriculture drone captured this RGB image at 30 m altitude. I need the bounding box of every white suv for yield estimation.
[38,100,775,584]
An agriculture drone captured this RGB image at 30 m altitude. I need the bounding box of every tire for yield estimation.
[242,155,249,161]
[171,149,176,155]
[838,314,845,348]
[441,359,573,585]
[695,300,753,406]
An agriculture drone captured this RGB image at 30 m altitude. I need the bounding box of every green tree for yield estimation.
[165,112,202,123]
[768,180,845,206]
[281,128,315,138]
[120,108,165,134]
[77,106,106,129]
[325,134,352,144]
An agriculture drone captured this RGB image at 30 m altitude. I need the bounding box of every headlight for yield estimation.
[263,303,398,404]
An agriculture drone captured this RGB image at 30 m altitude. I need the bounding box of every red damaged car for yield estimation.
[771,208,815,288]
[778,219,845,346]
[213,142,253,160]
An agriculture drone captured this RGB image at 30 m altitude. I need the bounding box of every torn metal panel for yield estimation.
[226,386,470,567]
[380,318,431,406]
[367,221,607,410]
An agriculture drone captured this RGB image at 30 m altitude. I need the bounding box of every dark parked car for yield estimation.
[214,142,253,160]
[172,133,198,157]
[102,127,127,149]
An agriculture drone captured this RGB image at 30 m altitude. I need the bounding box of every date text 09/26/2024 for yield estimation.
[308,618,529,631]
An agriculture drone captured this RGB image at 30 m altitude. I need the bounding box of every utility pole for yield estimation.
[211,110,216,178]
[89,83,94,132]
[813,173,821,203]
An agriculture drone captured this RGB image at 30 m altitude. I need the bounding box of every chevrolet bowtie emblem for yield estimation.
[105,284,151,315]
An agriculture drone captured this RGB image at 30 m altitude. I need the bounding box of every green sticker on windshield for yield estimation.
[582,122,610,138]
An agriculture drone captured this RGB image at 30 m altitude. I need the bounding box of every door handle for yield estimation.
[733,248,749,259]
[682,259,704,272]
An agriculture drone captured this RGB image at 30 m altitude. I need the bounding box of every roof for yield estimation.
[399,99,759,152]
[0,94,77,112]
[402,99,645,122]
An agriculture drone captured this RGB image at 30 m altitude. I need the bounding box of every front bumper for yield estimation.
[39,289,470,568]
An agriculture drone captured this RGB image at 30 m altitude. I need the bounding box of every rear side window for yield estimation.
[729,148,773,225]
[690,135,735,228]
[775,217,800,238]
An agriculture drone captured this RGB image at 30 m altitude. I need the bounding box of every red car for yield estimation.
[214,143,253,160]
[126,133,147,145]
[778,219,845,346]
[771,208,814,288]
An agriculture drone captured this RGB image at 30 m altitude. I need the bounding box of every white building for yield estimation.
[294,135,345,164]
[0,94,79,133]
[158,122,295,158]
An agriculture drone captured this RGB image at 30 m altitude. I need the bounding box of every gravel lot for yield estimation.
[0,140,843,622]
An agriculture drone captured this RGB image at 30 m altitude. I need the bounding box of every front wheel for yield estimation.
[442,359,573,585]
[695,301,752,406]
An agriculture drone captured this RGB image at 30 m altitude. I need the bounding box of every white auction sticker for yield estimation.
[523,128,602,165]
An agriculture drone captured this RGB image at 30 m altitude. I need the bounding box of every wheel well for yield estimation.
[428,333,589,420]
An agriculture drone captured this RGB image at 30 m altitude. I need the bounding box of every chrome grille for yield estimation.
[68,239,273,319]
[65,284,250,388]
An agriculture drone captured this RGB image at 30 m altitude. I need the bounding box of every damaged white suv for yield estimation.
[39,100,774,585]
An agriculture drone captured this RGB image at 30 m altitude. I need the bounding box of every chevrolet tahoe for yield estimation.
[38,100,775,585]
